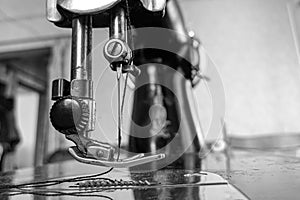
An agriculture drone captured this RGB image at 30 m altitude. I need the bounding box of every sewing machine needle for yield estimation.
[116,64,123,160]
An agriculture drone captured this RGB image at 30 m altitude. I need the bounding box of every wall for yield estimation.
[180,0,300,139]
[15,87,39,168]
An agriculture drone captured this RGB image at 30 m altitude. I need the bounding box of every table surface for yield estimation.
[0,149,299,200]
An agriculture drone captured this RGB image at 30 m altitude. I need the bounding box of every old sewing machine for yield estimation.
[1,1,300,199]
[41,0,251,199]
[0,0,270,199]
[47,0,205,169]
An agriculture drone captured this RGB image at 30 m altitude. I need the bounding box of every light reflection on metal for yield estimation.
[70,16,95,134]
[57,0,121,14]
[47,0,166,23]
[68,146,165,168]
[140,0,167,12]
[46,0,63,22]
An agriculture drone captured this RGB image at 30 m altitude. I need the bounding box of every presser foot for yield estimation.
[64,134,165,168]
[68,146,165,168]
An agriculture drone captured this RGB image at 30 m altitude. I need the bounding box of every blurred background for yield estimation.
[1,0,300,171]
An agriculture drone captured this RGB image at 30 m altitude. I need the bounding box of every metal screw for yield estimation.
[106,41,123,56]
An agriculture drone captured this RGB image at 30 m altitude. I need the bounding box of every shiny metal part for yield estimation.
[140,0,167,12]
[103,38,131,64]
[46,0,63,22]
[82,99,95,132]
[71,16,93,80]
[68,146,165,168]
[70,16,95,134]
[55,0,165,15]
[104,5,133,69]
[70,79,93,98]
[57,0,121,14]
[110,6,127,40]
[86,142,115,160]
[104,5,130,64]
[65,133,165,168]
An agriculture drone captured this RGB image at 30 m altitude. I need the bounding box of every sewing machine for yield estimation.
[0,1,258,199]
[46,0,206,169]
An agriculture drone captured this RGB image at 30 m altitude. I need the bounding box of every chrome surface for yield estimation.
[68,146,166,168]
[109,6,127,40]
[46,0,63,22]
[140,0,167,12]
[103,39,131,63]
[70,80,93,98]
[71,16,92,81]
[56,0,166,15]
[57,0,121,14]
[70,16,95,134]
